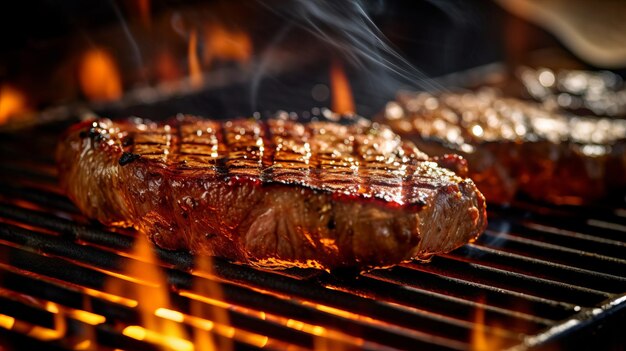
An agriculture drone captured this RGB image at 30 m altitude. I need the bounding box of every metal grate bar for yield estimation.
[512,222,626,258]
[451,244,626,292]
[366,266,576,320]
[479,231,626,277]
[323,274,553,330]
[491,204,626,243]
[403,259,609,306]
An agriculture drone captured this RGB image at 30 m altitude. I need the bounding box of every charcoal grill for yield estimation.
[1,90,626,351]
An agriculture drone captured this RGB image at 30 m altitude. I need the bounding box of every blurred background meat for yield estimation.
[381,90,626,204]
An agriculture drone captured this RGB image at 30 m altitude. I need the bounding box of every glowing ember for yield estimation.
[188,30,204,89]
[78,49,123,102]
[202,24,252,66]
[330,60,355,114]
[0,84,29,124]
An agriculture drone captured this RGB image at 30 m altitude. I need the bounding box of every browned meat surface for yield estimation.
[381,89,626,204]
[56,114,486,269]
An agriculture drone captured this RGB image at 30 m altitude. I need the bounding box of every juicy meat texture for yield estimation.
[56,115,487,269]
[382,89,626,204]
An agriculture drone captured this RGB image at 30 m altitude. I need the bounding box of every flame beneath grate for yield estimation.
[470,296,506,351]
[106,234,191,350]
[189,256,233,351]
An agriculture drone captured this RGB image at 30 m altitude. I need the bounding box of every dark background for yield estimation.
[0,0,595,119]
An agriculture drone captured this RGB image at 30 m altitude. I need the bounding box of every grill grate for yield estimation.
[0,120,625,351]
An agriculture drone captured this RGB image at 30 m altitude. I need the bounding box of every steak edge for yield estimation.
[57,115,487,269]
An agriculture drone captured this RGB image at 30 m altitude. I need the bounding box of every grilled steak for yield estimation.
[57,114,486,269]
[381,89,626,204]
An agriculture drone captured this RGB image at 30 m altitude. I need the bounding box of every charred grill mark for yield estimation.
[267,119,313,186]
[307,122,325,192]
[301,123,313,185]
[353,126,373,197]
[402,144,419,205]
[253,123,264,170]
[176,120,223,171]
[90,116,468,208]
[222,120,265,177]
[216,121,230,178]
[163,125,173,163]
[259,120,276,183]
[119,152,141,166]
[133,127,168,155]
[346,124,367,195]
[171,122,182,165]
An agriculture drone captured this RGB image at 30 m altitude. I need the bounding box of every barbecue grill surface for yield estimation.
[0,115,625,351]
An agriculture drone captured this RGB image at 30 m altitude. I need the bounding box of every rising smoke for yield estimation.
[251,0,446,112]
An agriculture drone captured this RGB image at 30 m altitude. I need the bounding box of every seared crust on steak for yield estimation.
[57,114,486,269]
[382,89,626,204]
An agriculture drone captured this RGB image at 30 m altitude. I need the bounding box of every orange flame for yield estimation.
[105,235,190,349]
[470,298,505,351]
[190,256,233,351]
[330,60,355,114]
[471,299,488,351]
[188,30,204,89]
[78,49,123,102]
[0,85,29,124]
[202,24,252,67]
